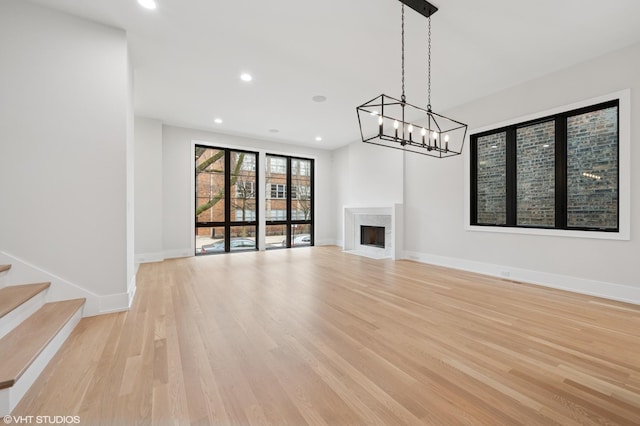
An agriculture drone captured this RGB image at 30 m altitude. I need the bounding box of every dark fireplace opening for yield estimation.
[360,225,385,248]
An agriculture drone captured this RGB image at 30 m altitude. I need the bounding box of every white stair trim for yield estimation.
[0,304,83,416]
[0,251,134,316]
[0,266,10,290]
[0,290,47,340]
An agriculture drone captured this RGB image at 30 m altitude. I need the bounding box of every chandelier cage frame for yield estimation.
[357,94,468,158]
[356,0,468,158]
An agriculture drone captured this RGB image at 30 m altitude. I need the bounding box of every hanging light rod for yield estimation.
[398,0,438,19]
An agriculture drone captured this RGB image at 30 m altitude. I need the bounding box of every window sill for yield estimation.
[465,224,629,241]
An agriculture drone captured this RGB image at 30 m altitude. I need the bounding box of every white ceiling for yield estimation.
[30,0,640,149]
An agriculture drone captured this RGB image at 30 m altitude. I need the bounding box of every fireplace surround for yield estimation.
[343,204,403,259]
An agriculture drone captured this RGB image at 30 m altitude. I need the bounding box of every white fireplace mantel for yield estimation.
[343,204,403,260]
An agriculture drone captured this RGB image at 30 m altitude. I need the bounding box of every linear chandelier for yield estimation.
[356,0,467,158]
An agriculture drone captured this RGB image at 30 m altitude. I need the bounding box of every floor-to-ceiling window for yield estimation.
[195,145,258,254]
[265,154,314,249]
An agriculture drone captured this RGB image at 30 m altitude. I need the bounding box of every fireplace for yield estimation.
[360,225,385,248]
[343,205,402,260]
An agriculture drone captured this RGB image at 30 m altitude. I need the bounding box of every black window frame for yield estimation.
[195,145,260,254]
[470,99,619,232]
[266,154,315,249]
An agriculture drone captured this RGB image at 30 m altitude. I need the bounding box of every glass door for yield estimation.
[195,145,258,254]
[265,154,314,249]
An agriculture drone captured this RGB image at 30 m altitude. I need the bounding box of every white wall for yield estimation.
[159,125,335,258]
[0,0,132,309]
[134,117,164,262]
[346,141,404,206]
[333,42,640,303]
[401,42,640,303]
[331,145,350,246]
[126,50,136,299]
[331,140,404,246]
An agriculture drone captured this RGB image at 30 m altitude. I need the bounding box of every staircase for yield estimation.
[0,264,85,415]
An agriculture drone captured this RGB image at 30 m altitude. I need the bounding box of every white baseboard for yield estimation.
[163,248,194,260]
[135,249,193,264]
[157,243,340,259]
[98,292,132,315]
[315,238,338,246]
[135,251,165,264]
[0,251,132,317]
[128,275,137,307]
[402,250,640,306]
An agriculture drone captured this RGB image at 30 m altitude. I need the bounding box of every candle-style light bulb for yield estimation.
[378,116,383,136]
[421,128,427,145]
[407,124,413,141]
[393,120,399,139]
[432,131,439,149]
[444,134,450,151]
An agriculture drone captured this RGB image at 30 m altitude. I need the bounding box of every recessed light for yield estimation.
[312,95,327,103]
[240,73,253,82]
[268,129,279,133]
[138,0,157,10]
[214,118,223,124]
[315,136,322,142]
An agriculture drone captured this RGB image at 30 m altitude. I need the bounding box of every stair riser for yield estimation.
[0,306,83,416]
[0,291,47,340]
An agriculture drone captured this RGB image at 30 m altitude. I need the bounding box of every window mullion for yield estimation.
[224,149,231,252]
[310,159,315,244]
[286,157,292,247]
[470,136,478,225]
[555,117,567,229]
[505,128,517,226]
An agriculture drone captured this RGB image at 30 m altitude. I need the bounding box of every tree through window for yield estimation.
[195,146,259,254]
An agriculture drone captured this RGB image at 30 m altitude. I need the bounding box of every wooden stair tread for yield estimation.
[0,299,85,390]
[0,264,10,273]
[0,283,50,319]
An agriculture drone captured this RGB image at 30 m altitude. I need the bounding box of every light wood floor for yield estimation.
[14,246,640,425]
